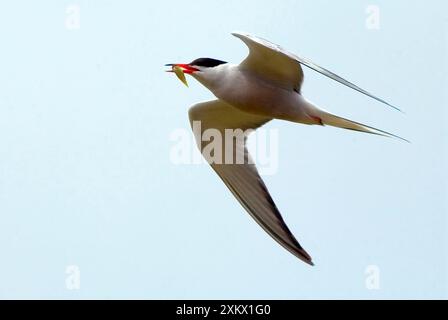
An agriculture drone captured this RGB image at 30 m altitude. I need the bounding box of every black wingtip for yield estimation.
[301,256,314,266]
[295,248,314,266]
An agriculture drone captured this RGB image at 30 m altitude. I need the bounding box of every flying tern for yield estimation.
[166,32,405,265]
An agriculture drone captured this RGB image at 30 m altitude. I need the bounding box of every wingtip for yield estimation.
[301,256,314,266]
[231,31,253,39]
[399,136,411,144]
[385,102,405,114]
[384,132,410,143]
[231,31,244,38]
[296,248,314,266]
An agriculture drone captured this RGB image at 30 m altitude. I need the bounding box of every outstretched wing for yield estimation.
[189,99,313,265]
[232,32,401,112]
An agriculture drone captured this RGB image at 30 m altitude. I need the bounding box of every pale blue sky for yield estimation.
[0,0,446,299]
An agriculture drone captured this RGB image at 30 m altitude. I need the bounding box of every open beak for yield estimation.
[165,63,199,88]
[165,63,199,74]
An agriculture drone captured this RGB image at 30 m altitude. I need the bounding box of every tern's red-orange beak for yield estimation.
[165,63,199,74]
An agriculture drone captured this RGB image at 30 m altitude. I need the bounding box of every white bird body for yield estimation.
[166,32,405,265]
[192,63,319,124]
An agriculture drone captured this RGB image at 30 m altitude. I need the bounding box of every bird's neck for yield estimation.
[191,64,235,92]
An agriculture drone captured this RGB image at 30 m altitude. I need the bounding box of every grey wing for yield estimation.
[232,32,304,91]
[189,99,314,265]
[232,32,401,112]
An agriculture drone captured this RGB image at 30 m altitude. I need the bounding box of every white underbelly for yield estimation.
[214,70,316,124]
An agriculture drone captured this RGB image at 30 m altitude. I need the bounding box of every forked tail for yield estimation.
[312,109,409,142]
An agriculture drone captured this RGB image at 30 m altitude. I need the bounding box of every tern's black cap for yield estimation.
[189,58,227,68]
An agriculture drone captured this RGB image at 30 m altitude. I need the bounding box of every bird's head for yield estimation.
[165,58,227,87]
